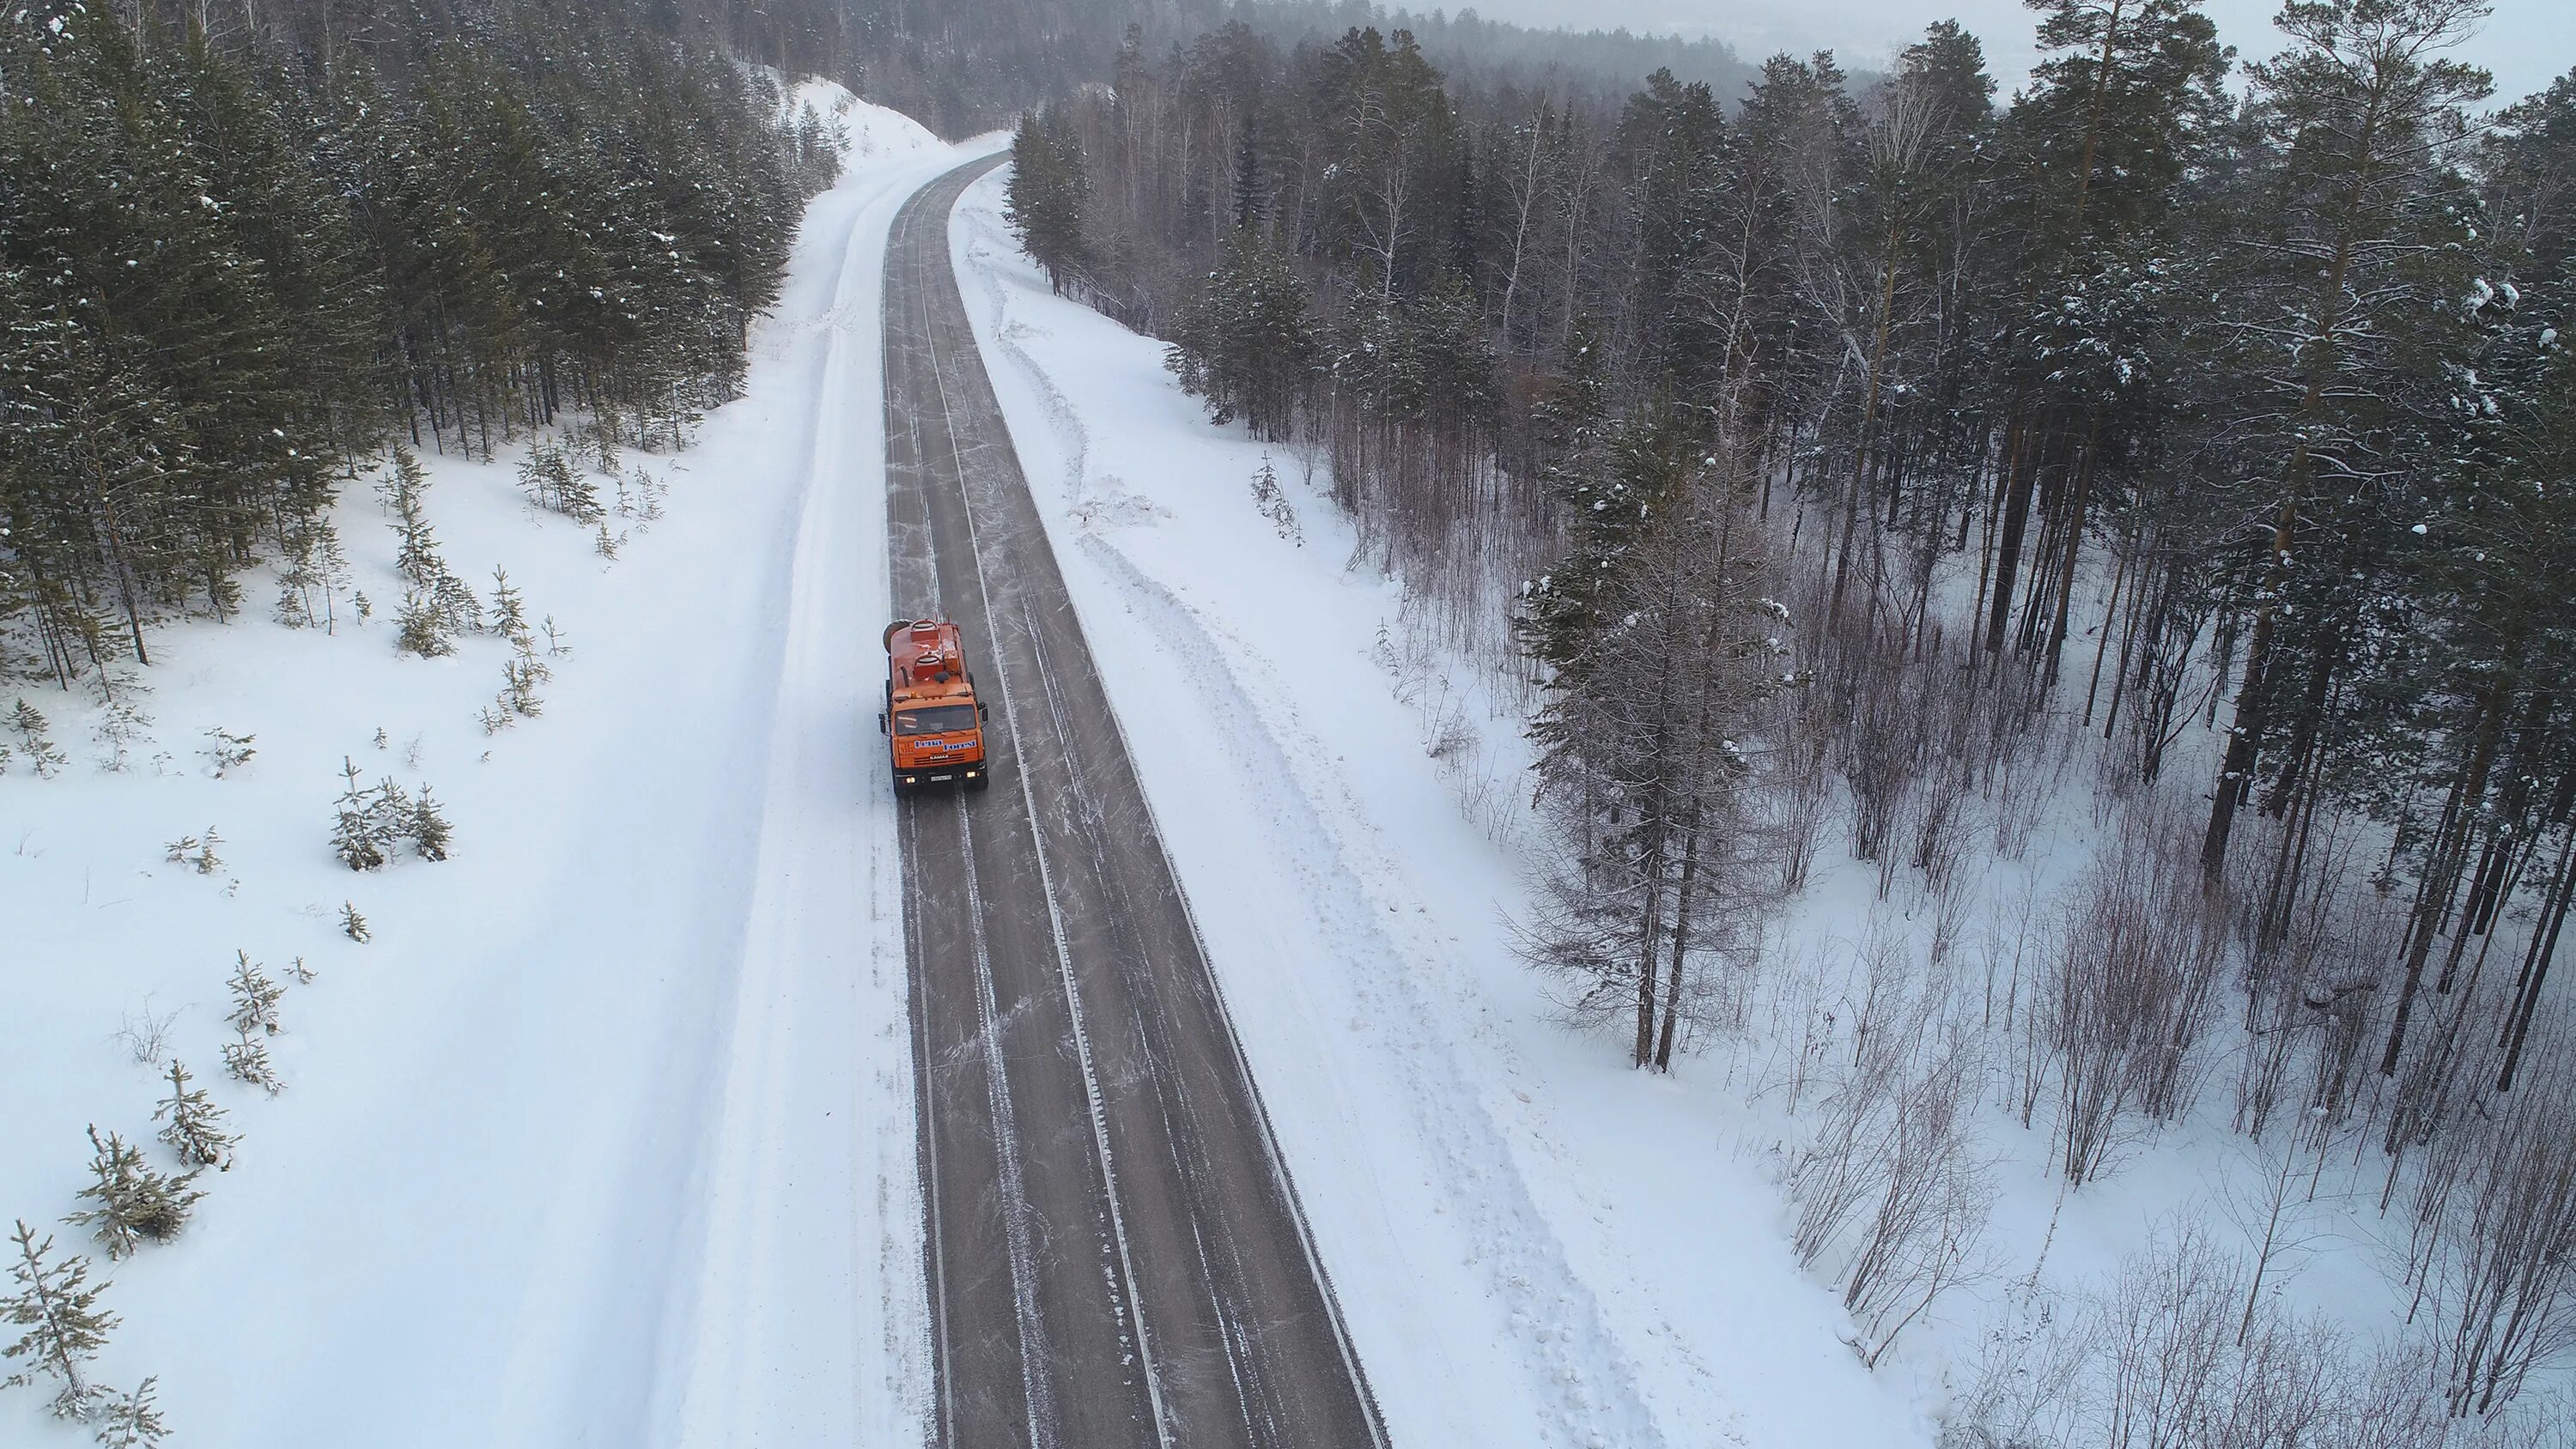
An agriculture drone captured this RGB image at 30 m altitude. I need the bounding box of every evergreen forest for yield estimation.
[0,0,844,686]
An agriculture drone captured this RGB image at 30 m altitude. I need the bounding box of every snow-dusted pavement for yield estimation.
[884,155,1385,1449]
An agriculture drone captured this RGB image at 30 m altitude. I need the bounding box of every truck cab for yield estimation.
[882,618,991,791]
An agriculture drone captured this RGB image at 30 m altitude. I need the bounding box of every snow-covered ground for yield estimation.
[951,173,1939,1448]
[1,85,974,1447]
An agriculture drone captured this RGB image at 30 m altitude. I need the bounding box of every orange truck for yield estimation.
[880,618,992,791]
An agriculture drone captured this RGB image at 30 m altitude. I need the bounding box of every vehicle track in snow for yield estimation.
[884,154,1387,1449]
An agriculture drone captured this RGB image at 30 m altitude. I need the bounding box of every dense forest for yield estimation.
[0,0,844,688]
[1008,0,2576,1427]
[0,0,1763,685]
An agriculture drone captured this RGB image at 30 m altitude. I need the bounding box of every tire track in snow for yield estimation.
[654,144,954,1448]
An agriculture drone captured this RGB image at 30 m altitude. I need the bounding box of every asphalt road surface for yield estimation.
[884,152,1388,1449]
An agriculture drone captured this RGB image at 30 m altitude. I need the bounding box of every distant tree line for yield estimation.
[1017,0,2576,1410]
[0,0,833,687]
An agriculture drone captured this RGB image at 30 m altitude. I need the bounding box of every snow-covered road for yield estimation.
[884,155,1385,1449]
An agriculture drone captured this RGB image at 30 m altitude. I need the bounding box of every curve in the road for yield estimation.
[883,154,1388,1449]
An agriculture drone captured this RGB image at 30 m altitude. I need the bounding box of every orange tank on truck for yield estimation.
[881,618,992,791]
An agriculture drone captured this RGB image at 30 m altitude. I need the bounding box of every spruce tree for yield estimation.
[154,1060,234,1171]
[331,757,392,870]
[408,787,453,862]
[1006,108,1091,294]
[225,951,283,1036]
[64,1128,201,1259]
[222,1025,282,1095]
[1165,230,1315,440]
[93,1375,168,1449]
[2,1220,116,1421]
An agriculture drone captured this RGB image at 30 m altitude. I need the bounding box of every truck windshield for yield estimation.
[895,705,978,736]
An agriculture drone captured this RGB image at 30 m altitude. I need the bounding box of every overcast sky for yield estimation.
[1455,0,2573,106]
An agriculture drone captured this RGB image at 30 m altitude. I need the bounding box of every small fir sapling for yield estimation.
[593,521,623,560]
[222,1025,282,1094]
[287,954,315,985]
[153,1061,234,1170]
[1250,457,1302,544]
[408,788,453,861]
[516,442,601,521]
[385,448,439,585]
[2,1221,117,1421]
[11,700,68,777]
[332,758,389,870]
[275,575,313,628]
[90,694,150,773]
[64,1128,201,1258]
[630,470,667,524]
[395,585,453,658]
[93,1375,168,1448]
[542,615,571,658]
[201,727,255,776]
[373,727,388,750]
[501,654,547,719]
[225,951,283,1035]
[161,828,222,875]
[275,512,353,634]
[339,900,370,943]
[433,567,483,638]
[352,589,373,622]
[487,567,531,647]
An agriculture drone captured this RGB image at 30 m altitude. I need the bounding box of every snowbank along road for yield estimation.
[883,155,1388,1449]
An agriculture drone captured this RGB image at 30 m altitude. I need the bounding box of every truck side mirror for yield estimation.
[878,712,888,734]
[978,703,989,722]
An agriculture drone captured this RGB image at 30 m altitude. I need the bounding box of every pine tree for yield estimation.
[486,567,530,647]
[1006,108,1091,294]
[339,900,370,943]
[9,700,66,778]
[1522,393,1795,1069]
[225,951,283,1036]
[93,1375,168,1448]
[64,1127,200,1259]
[1165,230,1315,440]
[408,787,453,862]
[222,1025,282,1095]
[153,1060,234,1171]
[2,1220,116,1421]
[331,757,391,870]
[395,586,452,658]
[2199,0,2495,883]
[385,449,442,591]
